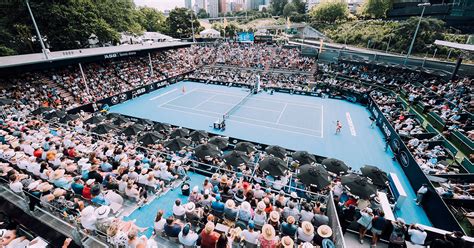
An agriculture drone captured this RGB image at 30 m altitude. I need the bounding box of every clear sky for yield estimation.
[134,0,185,11]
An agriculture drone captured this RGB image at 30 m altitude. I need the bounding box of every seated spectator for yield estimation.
[268,211,280,231]
[178,223,199,246]
[211,194,225,215]
[253,201,267,228]
[224,199,238,221]
[163,216,182,238]
[281,216,297,236]
[237,201,252,223]
[282,201,300,220]
[70,176,84,194]
[314,225,333,246]
[297,221,315,243]
[200,222,220,248]
[259,224,279,248]
[313,208,329,228]
[154,210,166,234]
[173,199,186,219]
[280,236,294,248]
[408,224,427,245]
[240,220,259,245]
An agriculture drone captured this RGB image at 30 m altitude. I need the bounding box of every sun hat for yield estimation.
[366,207,373,214]
[220,175,228,184]
[81,206,95,217]
[27,181,41,191]
[262,224,276,241]
[52,169,65,180]
[317,225,333,238]
[192,186,199,193]
[241,201,251,211]
[290,192,297,198]
[53,188,65,197]
[287,216,295,224]
[204,222,215,233]
[281,236,294,248]
[94,205,111,219]
[302,221,314,236]
[225,199,235,208]
[38,183,53,192]
[300,242,314,248]
[254,184,261,190]
[186,202,196,212]
[211,173,219,180]
[257,201,266,210]
[270,211,280,222]
[86,179,95,185]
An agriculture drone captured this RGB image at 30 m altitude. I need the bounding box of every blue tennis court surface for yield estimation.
[110,81,431,226]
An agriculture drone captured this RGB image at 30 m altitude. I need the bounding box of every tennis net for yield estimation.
[223,92,253,120]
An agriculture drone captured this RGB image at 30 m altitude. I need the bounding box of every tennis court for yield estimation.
[110,81,431,226]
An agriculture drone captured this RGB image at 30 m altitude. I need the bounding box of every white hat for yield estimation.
[186,202,196,212]
[366,207,373,214]
[317,225,333,238]
[86,179,95,185]
[94,206,111,219]
[27,181,41,190]
[81,206,95,217]
[192,186,199,193]
[290,192,297,198]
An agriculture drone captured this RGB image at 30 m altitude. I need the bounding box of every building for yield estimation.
[387,0,474,32]
[208,0,219,17]
[306,0,320,12]
[196,0,207,11]
[185,0,192,9]
[219,0,227,13]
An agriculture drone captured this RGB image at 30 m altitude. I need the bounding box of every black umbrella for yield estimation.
[0,98,15,106]
[194,143,221,159]
[134,118,154,126]
[170,128,189,138]
[223,150,250,167]
[44,110,66,120]
[120,124,145,136]
[164,138,191,151]
[259,157,288,176]
[113,116,130,126]
[84,115,105,124]
[105,113,122,120]
[298,164,331,189]
[292,151,316,165]
[341,174,377,199]
[32,107,53,115]
[209,136,229,149]
[265,145,287,159]
[189,130,209,142]
[234,142,256,154]
[137,132,164,146]
[321,158,349,175]
[91,123,116,134]
[154,122,172,132]
[59,114,80,123]
[360,165,388,186]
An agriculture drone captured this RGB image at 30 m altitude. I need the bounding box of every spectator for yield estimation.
[281,216,297,236]
[240,220,259,245]
[259,224,279,248]
[297,221,315,243]
[371,211,387,247]
[178,223,199,246]
[200,222,220,248]
[408,224,427,245]
[173,199,186,219]
[154,210,166,234]
[357,207,374,244]
[163,217,182,238]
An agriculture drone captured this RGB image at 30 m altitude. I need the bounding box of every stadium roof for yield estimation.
[0,41,190,69]
[434,40,474,52]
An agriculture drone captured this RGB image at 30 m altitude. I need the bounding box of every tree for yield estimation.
[309,0,349,24]
[212,22,242,38]
[283,3,298,17]
[165,8,202,39]
[271,0,288,16]
[197,8,209,18]
[137,7,166,32]
[358,0,392,19]
[293,0,307,14]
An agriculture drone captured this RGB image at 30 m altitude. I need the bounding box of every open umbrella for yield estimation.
[265,145,287,159]
[84,115,105,124]
[137,132,164,146]
[134,118,154,126]
[360,165,388,186]
[164,138,191,151]
[120,124,145,136]
[321,158,349,175]
[105,113,122,120]
[32,107,53,115]
[223,150,250,168]
[154,122,171,132]
[0,98,15,106]
[91,123,116,134]
[209,136,229,149]
[341,174,377,199]
[297,164,331,189]
[194,143,221,159]
[170,128,189,138]
[44,110,67,120]
[234,142,256,154]
[259,157,287,176]
[189,130,209,142]
[292,151,316,165]
[59,114,80,123]
[113,116,130,126]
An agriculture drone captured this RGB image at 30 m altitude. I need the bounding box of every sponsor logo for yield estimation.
[119,93,127,102]
[392,139,400,152]
[382,122,391,137]
[133,87,146,96]
[110,96,119,105]
[372,107,379,120]
[400,151,409,167]
[149,84,155,91]
[104,53,117,59]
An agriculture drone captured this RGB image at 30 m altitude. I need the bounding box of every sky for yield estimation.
[134,0,185,11]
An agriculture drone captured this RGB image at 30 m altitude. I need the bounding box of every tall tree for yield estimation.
[271,0,289,16]
[137,7,166,32]
[309,0,349,24]
[283,3,298,17]
[358,0,392,19]
[165,8,202,39]
[293,0,307,14]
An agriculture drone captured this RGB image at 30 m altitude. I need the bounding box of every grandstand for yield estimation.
[0,40,472,248]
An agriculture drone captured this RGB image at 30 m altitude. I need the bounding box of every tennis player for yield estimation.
[335,120,342,134]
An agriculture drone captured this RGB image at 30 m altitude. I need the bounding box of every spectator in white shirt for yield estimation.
[408,224,427,245]
[173,199,186,217]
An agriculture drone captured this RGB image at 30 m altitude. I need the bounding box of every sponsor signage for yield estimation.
[104,51,137,59]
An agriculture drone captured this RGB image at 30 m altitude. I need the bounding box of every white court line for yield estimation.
[321,105,324,138]
[196,88,322,110]
[163,102,321,133]
[346,112,357,136]
[206,100,281,113]
[159,105,322,138]
[276,103,288,124]
[158,89,196,107]
[193,94,216,109]
[149,89,177,101]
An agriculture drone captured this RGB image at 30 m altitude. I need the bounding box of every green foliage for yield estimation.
[164,8,202,39]
[137,7,166,33]
[358,0,392,19]
[309,0,349,24]
[212,22,242,38]
[271,0,289,16]
[283,3,298,17]
[197,8,209,18]
[292,0,307,14]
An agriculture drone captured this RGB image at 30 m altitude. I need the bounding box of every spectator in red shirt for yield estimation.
[82,179,95,200]
[200,222,220,248]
